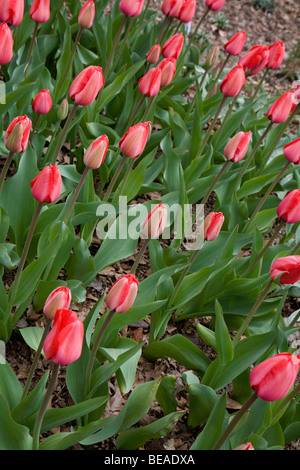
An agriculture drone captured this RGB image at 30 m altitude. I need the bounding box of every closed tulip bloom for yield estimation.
[277,190,300,224]
[238,45,269,76]
[162,0,184,18]
[220,65,246,97]
[179,0,196,23]
[32,89,52,115]
[146,44,161,65]
[162,33,184,59]
[206,44,219,68]
[119,121,151,159]
[204,212,225,241]
[4,115,32,153]
[78,0,95,28]
[139,67,161,97]
[143,204,168,238]
[266,91,295,124]
[270,255,300,284]
[69,66,104,106]
[267,40,285,70]
[106,274,138,313]
[44,309,84,365]
[224,31,246,56]
[250,353,300,401]
[0,0,24,26]
[84,135,109,169]
[57,99,69,121]
[30,164,62,203]
[30,0,50,23]
[206,0,226,11]
[0,23,14,66]
[43,286,72,320]
[157,58,176,87]
[284,137,300,164]
[234,443,254,451]
[119,0,145,17]
[224,131,251,163]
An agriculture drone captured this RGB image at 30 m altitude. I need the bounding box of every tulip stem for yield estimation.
[32,363,60,450]
[50,103,79,165]
[24,22,39,77]
[0,151,14,197]
[196,95,227,158]
[130,238,151,274]
[212,391,258,450]
[113,159,134,202]
[58,26,83,99]
[184,69,209,122]
[157,16,169,45]
[53,0,65,32]
[30,114,40,145]
[21,319,52,399]
[167,248,200,309]
[201,160,230,207]
[103,15,127,82]
[112,17,135,73]
[63,166,90,224]
[140,0,151,24]
[127,96,146,129]
[207,53,231,97]
[103,155,126,201]
[213,94,238,146]
[252,68,269,100]
[179,8,210,66]
[232,279,273,346]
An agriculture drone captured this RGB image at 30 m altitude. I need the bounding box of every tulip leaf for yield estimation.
[0,393,32,450]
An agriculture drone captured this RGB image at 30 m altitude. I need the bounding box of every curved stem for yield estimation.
[207,53,231,97]
[196,95,227,158]
[126,96,146,129]
[30,114,40,145]
[103,155,126,202]
[50,104,79,165]
[103,15,127,81]
[178,8,210,67]
[157,15,169,45]
[24,22,39,77]
[58,26,83,98]
[201,160,230,207]
[213,94,238,146]
[113,17,135,72]
[252,68,269,100]
[130,238,150,274]
[63,166,90,224]
[0,151,14,197]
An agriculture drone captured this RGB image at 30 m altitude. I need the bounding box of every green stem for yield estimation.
[63,166,90,224]
[291,239,300,256]
[50,103,79,165]
[252,68,269,100]
[0,151,14,197]
[30,114,40,145]
[130,238,150,274]
[127,96,146,129]
[167,249,200,309]
[113,158,134,203]
[196,95,227,158]
[179,8,210,66]
[41,121,61,167]
[32,363,60,450]
[213,94,238,146]
[140,0,151,23]
[207,53,231,97]
[103,155,126,202]
[112,17,135,72]
[185,69,209,121]
[24,22,39,77]
[157,15,169,45]
[201,160,230,207]
[140,96,154,122]
[103,15,127,82]
[58,26,83,98]
[53,0,65,32]
[213,392,258,450]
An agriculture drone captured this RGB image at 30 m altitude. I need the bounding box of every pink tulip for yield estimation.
[162,33,184,59]
[139,67,161,97]
[206,0,227,11]
[162,0,184,18]
[179,0,196,23]
[43,286,72,320]
[277,190,300,224]
[69,66,104,106]
[146,44,161,65]
[224,131,251,162]
[157,58,176,87]
[30,164,62,203]
[0,0,24,27]
[238,45,269,76]
[267,40,285,70]
[84,135,109,169]
[204,212,225,241]
[0,23,14,66]
[270,255,300,284]
[119,121,151,159]
[220,65,246,97]
[266,91,295,124]
[4,116,32,154]
[78,0,95,28]
[32,89,52,115]
[119,0,145,17]
[234,443,254,450]
[143,204,168,238]
[284,137,300,164]
[106,274,138,313]
[30,0,50,23]
[224,31,246,56]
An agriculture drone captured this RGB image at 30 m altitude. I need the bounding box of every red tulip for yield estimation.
[270,255,300,284]
[162,0,184,18]
[267,40,285,70]
[119,0,145,17]
[224,31,246,56]
[284,137,300,164]
[105,274,138,313]
[277,190,300,224]
[43,286,72,320]
[266,91,295,124]
[234,443,254,450]
[162,33,184,59]
[146,44,161,65]
[32,89,52,115]
[238,45,269,76]
[143,204,168,238]
[30,0,50,23]
[224,131,251,162]
[43,309,84,365]
[179,0,196,23]
[4,115,32,153]
[69,66,104,106]
[30,164,62,203]
[139,67,161,97]
[204,212,224,241]
[249,353,300,401]
[119,121,151,159]
[220,65,246,97]
[157,58,176,87]
[0,23,14,66]
[0,0,24,27]
[78,0,95,28]
[206,0,226,11]
[84,135,109,169]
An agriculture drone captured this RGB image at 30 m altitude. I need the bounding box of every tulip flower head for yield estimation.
[206,44,220,69]
[30,164,62,203]
[43,286,72,320]
[139,68,161,97]
[43,309,84,365]
[69,66,104,106]
[78,0,95,29]
[179,0,196,23]
[119,121,152,159]
[162,33,184,59]
[143,204,168,239]
[84,135,109,169]
[283,137,300,164]
[204,212,225,241]
[0,23,14,66]
[57,99,69,121]
[105,274,138,313]
[4,115,32,154]
[224,31,246,56]
[266,91,295,124]
[30,0,50,23]
[157,58,176,87]
[270,255,300,284]
[267,40,285,70]
[119,0,145,17]
[234,443,254,451]
[0,0,24,26]
[32,89,52,115]
[220,65,246,97]
[146,44,161,65]
[277,190,300,224]
[238,45,270,76]
[224,131,251,163]
[206,0,227,11]
[162,0,184,18]
[250,352,300,401]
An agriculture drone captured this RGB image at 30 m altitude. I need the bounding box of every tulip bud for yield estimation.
[30,0,50,23]
[224,131,251,162]
[206,0,227,11]
[4,116,32,154]
[157,58,176,87]
[119,0,145,17]
[84,135,109,169]
[0,0,24,27]
[283,137,300,164]
[162,33,184,59]
[78,0,95,28]
[179,0,196,23]
[270,255,300,284]
[139,68,161,97]
[143,204,168,238]
[238,45,269,76]
[32,89,52,115]
[0,23,14,66]
[206,44,220,69]
[249,352,300,401]
[220,65,246,97]
[43,309,84,365]
[277,190,300,224]
[69,66,105,106]
[30,164,62,203]
[266,91,295,124]
[204,212,225,241]
[162,0,184,18]
[234,443,254,451]
[43,286,72,320]
[57,99,69,121]
[267,40,285,70]
[224,31,246,56]
[106,274,138,313]
[146,44,161,65]
[119,121,151,159]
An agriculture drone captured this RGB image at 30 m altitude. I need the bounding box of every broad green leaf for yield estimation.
[0,393,32,450]
[156,375,178,415]
[187,384,218,428]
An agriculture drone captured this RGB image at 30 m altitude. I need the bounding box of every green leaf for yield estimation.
[0,362,23,410]
[0,393,32,450]
[187,384,218,428]
[215,300,233,364]
[156,375,178,415]
[19,327,44,355]
[12,372,49,425]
